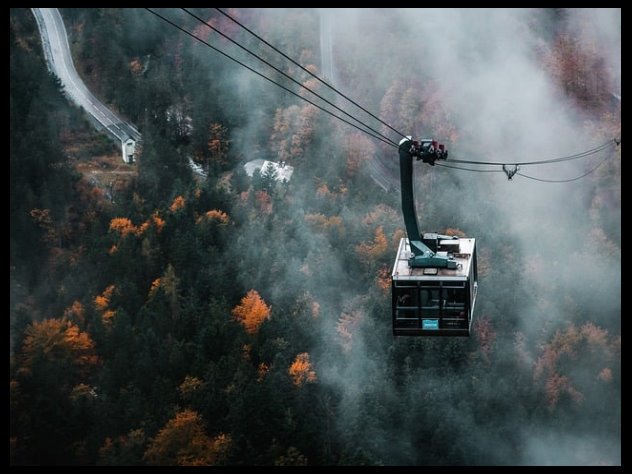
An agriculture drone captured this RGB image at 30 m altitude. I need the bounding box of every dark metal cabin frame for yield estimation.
[392,238,477,336]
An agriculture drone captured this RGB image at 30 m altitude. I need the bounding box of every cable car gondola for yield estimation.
[392,137,478,336]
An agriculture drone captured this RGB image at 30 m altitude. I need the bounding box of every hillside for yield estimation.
[10,8,620,466]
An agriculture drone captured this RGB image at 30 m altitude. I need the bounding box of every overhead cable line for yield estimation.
[212,8,621,173]
[181,8,399,147]
[438,152,613,183]
[146,9,619,184]
[215,7,410,142]
[515,156,610,183]
[435,163,504,173]
[145,8,398,148]
[447,139,618,166]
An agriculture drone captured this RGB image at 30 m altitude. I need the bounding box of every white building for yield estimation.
[122,138,136,164]
[243,159,294,183]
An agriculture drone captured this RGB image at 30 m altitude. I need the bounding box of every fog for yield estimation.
[8,6,620,465]
[218,8,620,465]
[144,7,621,465]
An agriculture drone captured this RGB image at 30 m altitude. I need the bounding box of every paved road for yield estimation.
[32,8,141,144]
[32,8,399,189]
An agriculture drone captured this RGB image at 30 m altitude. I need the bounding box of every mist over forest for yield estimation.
[10,8,620,466]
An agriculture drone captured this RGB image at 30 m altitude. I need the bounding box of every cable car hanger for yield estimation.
[392,137,478,336]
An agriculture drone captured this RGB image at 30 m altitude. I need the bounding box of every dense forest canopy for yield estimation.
[10,8,620,465]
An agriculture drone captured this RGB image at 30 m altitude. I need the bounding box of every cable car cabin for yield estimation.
[392,237,478,336]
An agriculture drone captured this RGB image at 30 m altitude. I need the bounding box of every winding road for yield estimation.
[31,8,141,145]
[32,8,400,188]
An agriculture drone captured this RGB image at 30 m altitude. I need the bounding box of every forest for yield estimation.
[10,8,620,466]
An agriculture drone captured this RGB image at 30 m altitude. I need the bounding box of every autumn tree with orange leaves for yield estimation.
[270,104,318,164]
[143,409,231,466]
[207,123,230,170]
[356,226,388,261]
[21,318,98,372]
[289,352,317,386]
[12,319,99,465]
[109,217,138,237]
[533,322,619,410]
[169,196,186,213]
[231,290,271,335]
[95,285,117,326]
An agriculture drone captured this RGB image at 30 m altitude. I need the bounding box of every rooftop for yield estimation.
[244,159,294,183]
[392,237,476,281]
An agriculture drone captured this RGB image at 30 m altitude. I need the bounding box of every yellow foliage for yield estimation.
[137,213,166,236]
[169,196,186,213]
[289,352,317,386]
[22,318,98,368]
[143,409,230,466]
[304,213,345,238]
[95,285,115,311]
[102,310,116,326]
[231,290,271,335]
[137,221,150,236]
[94,296,108,312]
[356,226,388,260]
[152,213,166,233]
[109,218,137,237]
